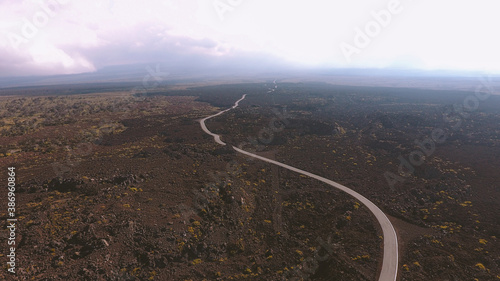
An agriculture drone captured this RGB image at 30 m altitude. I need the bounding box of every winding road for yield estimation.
[199,94,247,145]
[199,92,398,281]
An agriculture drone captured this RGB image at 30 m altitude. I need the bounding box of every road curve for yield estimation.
[199,94,247,145]
[199,93,398,281]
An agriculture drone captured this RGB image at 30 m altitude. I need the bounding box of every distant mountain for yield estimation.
[0,64,493,91]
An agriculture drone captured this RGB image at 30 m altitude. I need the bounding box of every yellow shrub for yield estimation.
[475,263,486,270]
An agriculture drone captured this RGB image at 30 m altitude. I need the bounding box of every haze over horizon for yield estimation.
[1,0,499,79]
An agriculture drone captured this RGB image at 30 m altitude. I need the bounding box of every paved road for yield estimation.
[199,93,398,281]
[199,94,247,145]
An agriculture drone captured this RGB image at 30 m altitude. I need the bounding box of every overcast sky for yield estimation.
[1,0,499,77]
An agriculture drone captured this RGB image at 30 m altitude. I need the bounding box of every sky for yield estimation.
[0,0,499,77]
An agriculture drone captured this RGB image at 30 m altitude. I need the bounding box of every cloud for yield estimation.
[0,0,276,77]
[1,0,500,77]
[66,24,220,68]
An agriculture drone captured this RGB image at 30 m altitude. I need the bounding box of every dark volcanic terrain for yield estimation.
[0,81,499,280]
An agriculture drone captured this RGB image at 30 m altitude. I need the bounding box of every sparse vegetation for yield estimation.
[0,82,499,280]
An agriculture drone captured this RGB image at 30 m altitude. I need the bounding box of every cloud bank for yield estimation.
[1,0,499,77]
